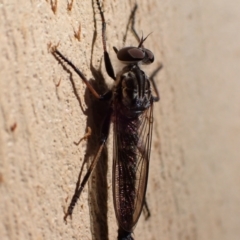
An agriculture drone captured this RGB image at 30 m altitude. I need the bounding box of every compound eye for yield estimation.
[117,47,145,63]
[142,49,154,64]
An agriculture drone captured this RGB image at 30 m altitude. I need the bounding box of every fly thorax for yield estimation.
[120,70,151,111]
[121,73,138,106]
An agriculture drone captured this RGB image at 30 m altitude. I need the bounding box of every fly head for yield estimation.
[116,47,154,65]
[114,33,154,65]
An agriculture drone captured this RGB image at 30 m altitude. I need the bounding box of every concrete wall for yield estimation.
[0,0,240,239]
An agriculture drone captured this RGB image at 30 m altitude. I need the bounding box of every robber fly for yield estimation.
[51,0,162,239]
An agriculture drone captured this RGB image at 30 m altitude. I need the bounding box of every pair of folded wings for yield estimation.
[112,103,154,232]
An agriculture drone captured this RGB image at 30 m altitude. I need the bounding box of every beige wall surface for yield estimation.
[0,0,240,240]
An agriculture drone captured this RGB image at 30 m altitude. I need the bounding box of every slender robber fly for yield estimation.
[51,0,162,239]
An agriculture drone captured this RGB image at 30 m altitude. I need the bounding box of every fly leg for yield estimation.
[74,127,92,146]
[113,3,140,55]
[123,4,140,45]
[49,44,113,221]
[50,46,112,101]
[121,3,151,51]
[150,64,163,102]
[143,197,151,220]
[95,0,116,80]
[64,109,112,222]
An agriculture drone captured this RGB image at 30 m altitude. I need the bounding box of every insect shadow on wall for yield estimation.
[50,7,109,240]
[50,0,162,239]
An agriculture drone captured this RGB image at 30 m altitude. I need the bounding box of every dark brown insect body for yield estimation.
[113,65,153,230]
[51,1,162,239]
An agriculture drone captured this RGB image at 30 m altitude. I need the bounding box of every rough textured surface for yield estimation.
[1,0,240,240]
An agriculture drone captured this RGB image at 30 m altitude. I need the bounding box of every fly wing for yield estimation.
[112,103,154,232]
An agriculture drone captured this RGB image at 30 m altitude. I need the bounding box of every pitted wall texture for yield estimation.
[0,0,240,240]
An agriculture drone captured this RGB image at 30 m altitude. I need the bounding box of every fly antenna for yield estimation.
[137,32,153,48]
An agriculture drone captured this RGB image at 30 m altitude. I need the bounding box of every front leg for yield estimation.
[50,45,112,101]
